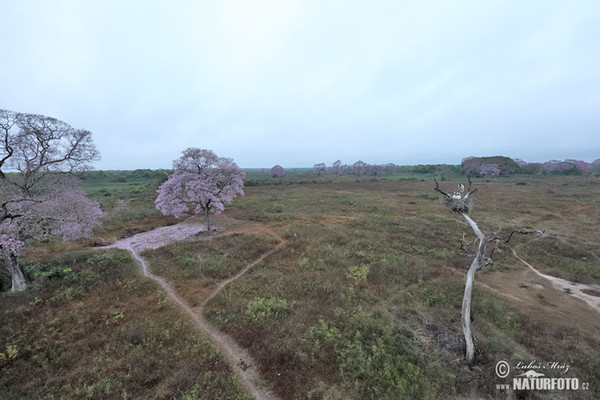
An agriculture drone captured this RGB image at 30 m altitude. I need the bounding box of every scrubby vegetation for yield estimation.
[2,168,600,399]
[0,250,248,399]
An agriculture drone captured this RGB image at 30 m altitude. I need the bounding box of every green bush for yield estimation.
[23,261,76,280]
[244,297,291,321]
[304,307,451,399]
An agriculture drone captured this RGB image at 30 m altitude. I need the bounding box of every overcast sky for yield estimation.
[1,0,599,169]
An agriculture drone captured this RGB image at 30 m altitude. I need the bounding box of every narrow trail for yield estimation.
[437,244,600,314]
[511,248,600,314]
[101,220,282,400]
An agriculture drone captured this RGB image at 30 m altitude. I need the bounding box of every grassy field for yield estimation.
[2,171,599,399]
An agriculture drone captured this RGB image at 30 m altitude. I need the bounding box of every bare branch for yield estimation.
[434,178,451,198]
[0,110,16,179]
[459,233,474,253]
[492,229,545,244]
[464,176,477,198]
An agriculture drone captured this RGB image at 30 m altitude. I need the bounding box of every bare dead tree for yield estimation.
[434,178,542,364]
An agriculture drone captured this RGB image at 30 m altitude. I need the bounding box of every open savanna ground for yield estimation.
[2,172,599,399]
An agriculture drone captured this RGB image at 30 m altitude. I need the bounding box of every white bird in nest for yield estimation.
[452,183,464,199]
[452,183,465,200]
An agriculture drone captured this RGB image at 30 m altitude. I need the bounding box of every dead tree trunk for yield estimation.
[459,212,488,364]
[434,179,542,365]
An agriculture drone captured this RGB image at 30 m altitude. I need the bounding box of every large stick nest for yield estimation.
[434,179,476,213]
[441,196,474,214]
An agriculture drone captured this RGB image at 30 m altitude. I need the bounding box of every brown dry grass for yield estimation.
[199,176,600,399]
[3,173,600,399]
[0,250,249,399]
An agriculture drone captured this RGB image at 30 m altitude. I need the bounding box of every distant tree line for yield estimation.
[461,156,600,177]
[76,157,600,183]
[311,160,462,176]
[77,169,170,183]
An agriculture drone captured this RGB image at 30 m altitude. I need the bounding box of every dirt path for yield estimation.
[102,219,281,400]
[439,245,600,334]
[510,248,600,314]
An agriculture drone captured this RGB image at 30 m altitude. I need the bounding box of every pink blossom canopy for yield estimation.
[155,148,245,222]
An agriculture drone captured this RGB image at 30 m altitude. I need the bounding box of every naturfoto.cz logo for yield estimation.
[495,360,591,392]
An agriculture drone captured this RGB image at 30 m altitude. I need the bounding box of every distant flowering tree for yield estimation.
[269,164,284,177]
[313,163,326,176]
[553,162,578,175]
[566,159,593,174]
[541,160,561,174]
[155,148,245,230]
[328,160,343,176]
[365,164,385,175]
[352,160,368,176]
[515,159,598,175]
[462,156,520,176]
[0,109,103,291]
[479,163,501,177]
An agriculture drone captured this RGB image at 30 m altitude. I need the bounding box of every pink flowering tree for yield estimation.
[269,164,284,177]
[541,160,561,174]
[352,160,368,176]
[566,159,593,174]
[313,162,326,176]
[155,148,245,230]
[1,109,103,292]
[328,160,343,176]
[479,163,501,177]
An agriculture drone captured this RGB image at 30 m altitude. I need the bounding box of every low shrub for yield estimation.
[245,297,291,321]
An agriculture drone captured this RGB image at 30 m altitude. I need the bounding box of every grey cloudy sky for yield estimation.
[1,0,599,169]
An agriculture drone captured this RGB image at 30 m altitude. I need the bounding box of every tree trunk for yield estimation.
[460,212,487,365]
[4,252,28,292]
[462,256,479,364]
[203,207,210,230]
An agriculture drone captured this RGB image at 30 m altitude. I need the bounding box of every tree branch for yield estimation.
[464,176,477,198]
[434,178,451,198]
[491,229,545,244]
